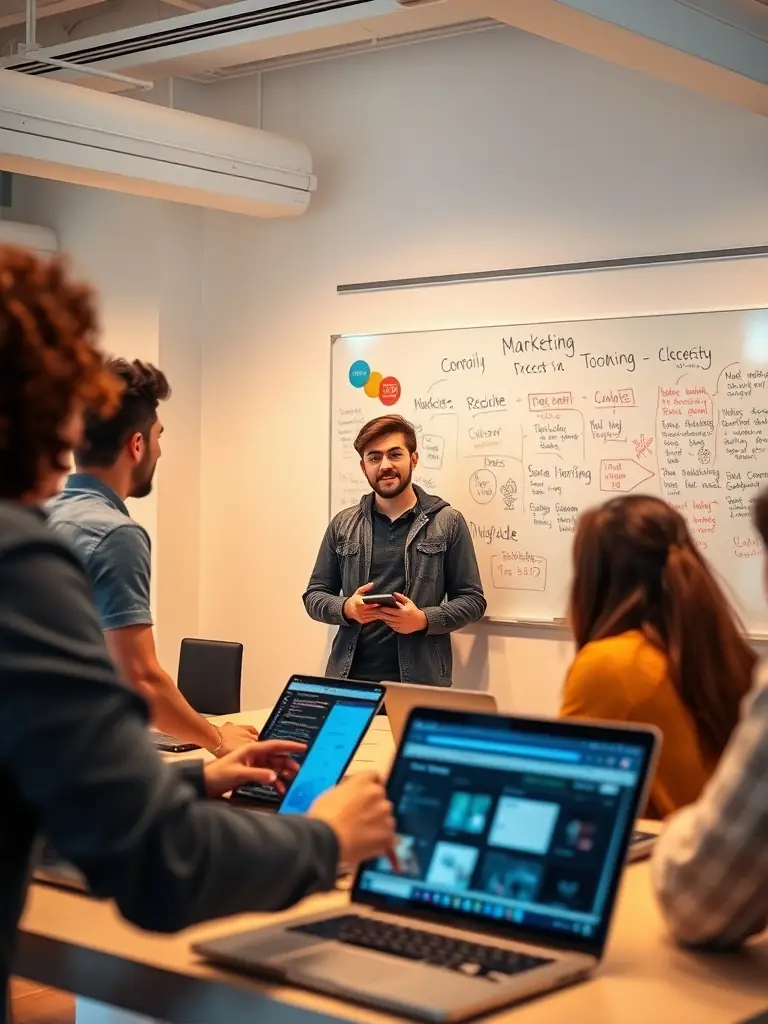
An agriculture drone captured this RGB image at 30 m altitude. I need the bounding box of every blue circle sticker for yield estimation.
[349,360,371,388]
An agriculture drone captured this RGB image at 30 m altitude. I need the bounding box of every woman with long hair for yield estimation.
[561,494,756,818]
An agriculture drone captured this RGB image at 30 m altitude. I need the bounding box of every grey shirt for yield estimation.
[0,501,338,1015]
[349,504,418,683]
[46,474,152,631]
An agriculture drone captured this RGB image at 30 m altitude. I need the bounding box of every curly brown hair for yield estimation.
[0,246,123,499]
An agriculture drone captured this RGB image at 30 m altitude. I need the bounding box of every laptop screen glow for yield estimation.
[357,713,650,944]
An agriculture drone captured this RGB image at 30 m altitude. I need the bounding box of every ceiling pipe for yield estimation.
[18,0,154,91]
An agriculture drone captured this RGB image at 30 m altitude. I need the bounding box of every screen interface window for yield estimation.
[359,718,644,941]
[238,680,380,810]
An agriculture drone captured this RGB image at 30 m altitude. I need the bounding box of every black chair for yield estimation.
[177,638,243,716]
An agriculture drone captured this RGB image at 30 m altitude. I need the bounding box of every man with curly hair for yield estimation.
[0,247,395,1020]
[46,357,257,756]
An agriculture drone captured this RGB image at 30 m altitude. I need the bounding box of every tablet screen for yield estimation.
[235,677,383,808]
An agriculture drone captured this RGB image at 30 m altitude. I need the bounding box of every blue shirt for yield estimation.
[46,474,153,631]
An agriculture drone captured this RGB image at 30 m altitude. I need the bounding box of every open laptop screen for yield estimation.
[355,709,656,954]
[234,676,383,808]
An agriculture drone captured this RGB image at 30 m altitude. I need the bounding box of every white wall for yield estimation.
[9,25,768,713]
[196,26,768,712]
[8,175,204,672]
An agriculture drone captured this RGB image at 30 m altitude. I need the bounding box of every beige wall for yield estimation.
[11,25,768,710]
[195,27,768,710]
[9,176,204,673]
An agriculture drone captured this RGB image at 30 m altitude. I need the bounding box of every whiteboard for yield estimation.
[331,309,768,636]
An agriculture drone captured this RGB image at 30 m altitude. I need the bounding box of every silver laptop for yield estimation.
[384,682,498,746]
[195,707,659,1022]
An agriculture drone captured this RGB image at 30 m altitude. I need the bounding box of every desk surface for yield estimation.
[18,710,768,1024]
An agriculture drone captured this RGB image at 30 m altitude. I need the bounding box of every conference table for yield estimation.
[15,711,768,1024]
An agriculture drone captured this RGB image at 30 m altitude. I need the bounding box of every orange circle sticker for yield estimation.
[364,371,383,398]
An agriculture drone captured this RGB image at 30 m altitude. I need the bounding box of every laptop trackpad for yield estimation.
[285,947,490,1012]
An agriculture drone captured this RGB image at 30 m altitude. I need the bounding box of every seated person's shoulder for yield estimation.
[0,501,75,561]
[0,502,103,637]
[95,520,150,558]
[579,630,665,678]
[87,523,153,631]
[563,631,663,720]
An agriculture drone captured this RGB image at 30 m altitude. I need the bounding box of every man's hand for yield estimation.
[375,593,428,635]
[342,583,381,625]
[308,772,396,868]
[211,721,260,757]
[203,739,306,798]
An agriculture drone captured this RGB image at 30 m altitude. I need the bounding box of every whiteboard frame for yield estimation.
[331,301,768,638]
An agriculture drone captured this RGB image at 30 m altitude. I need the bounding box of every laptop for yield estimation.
[195,707,659,1022]
[384,685,656,864]
[230,675,385,814]
[384,683,498,747]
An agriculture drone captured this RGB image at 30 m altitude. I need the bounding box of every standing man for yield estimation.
[47,358,256,756]
[304,414,486,685]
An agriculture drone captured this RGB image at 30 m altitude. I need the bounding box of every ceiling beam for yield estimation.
[485,0,768,117]
[0,0,104,32]
[159,0,204,11]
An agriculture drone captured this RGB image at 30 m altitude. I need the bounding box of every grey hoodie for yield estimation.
[303,486,486,685]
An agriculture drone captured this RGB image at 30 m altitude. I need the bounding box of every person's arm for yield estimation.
[420,514,487,634]
[652,676,768,949]
[104,624,222,752]
[302,521,348,625]
[0,542,339,931]
[92,527,254,755]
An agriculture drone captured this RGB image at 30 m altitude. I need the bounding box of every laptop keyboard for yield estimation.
[291,915,552,981]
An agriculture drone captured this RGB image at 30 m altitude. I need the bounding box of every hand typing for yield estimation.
[212,721,260,757]
[203,739,306,798]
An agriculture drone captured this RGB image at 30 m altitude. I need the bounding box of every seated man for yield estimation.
[47,356,254,756]
[0,246,395,1012]
[652,487,768,947]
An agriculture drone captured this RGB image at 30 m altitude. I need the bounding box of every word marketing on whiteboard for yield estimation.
[500,332,713,377]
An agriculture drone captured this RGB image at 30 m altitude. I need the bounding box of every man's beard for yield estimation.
[130,454,157,499]
[370,463,412,499]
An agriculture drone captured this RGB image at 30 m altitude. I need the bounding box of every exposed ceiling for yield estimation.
[0,0,232,32]
[0,0,766,117]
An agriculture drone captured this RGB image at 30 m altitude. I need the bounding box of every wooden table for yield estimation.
[16,711,768,1024]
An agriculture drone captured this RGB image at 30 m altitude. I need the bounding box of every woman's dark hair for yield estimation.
[752,487,768,547]
[75,358,170,467]
[0,246,121,499]
[570,494,755,761]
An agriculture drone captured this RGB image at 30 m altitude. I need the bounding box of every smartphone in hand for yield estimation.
[361,593,400,608]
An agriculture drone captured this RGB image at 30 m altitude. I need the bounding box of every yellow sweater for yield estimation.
[561,630,713,819]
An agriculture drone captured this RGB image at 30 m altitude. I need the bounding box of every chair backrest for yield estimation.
[177,638,243,716]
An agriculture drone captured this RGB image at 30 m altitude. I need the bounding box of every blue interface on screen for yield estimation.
[236,679,380,807]
[358,716,646,942]
[279,701,377,814]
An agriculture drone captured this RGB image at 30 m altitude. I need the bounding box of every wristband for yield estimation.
[207,726,223,756]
